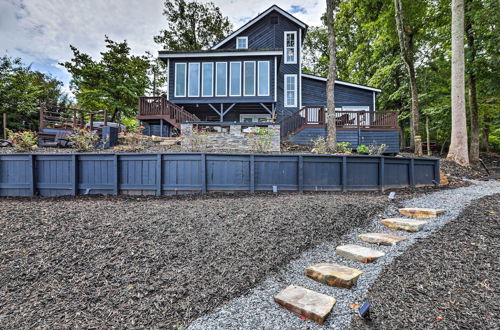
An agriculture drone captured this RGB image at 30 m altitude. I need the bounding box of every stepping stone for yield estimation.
[335,244,385,263]
[274,285,336,325]
[358,233,408,246]
[398,207,445,218]
[305,263,363,289]
[381,218,428,232]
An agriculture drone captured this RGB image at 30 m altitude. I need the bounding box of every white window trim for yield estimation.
[284,74,297,107]
[236,36,248,49]
[215,62,227,97]
[174,62,187,97]
[229,62,242,97]
[201,62,213,97]
[284,31,297,64]
[239,114,271,122]
[187,63,200,97]
[257,61,270,96]
[243,61,256,97]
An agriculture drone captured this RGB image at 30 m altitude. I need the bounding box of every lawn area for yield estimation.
[0,192,389,329]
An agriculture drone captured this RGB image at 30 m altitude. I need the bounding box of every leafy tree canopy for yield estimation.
[61,36,151,121]
[154,0,233,50]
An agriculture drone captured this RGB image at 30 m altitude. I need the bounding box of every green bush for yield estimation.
[7,129,38,152]
[336,141,352,153]
[69,128,99,152]
[356,144,369,153]
[247,127,275,152]
[368,144,388,155]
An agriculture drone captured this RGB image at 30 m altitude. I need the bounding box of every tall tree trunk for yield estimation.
[465,1,480,163]
[394,0,421,156]
[426,115,431,156]
[447,0,469,166]
[480,113,490,152]
[326,0,338,151]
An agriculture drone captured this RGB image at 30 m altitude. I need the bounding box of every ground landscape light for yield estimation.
[358,301,371,318]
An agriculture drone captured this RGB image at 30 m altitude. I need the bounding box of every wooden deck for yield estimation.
[138,97,200,128]
[280,106,399,138]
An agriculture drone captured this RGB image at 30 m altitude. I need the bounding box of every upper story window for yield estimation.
[174,63,187,97]
[284,31,297,64]
[202,62,213,97]
[188,63,200,97]
[257,61,270,96]
[229,62,241,96]
[243,61,256,96]
[236,37,248,49]
[215,62,227,96]
[284,74,297,107]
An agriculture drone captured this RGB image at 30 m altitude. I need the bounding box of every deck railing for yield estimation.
[281,106,398,138]
[138,97,199,124]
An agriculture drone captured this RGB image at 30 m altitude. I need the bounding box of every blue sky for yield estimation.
[0,0,325,95]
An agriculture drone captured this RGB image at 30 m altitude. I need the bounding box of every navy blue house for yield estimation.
[138,5,400,152]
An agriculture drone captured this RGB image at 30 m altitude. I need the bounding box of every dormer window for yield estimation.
[236,37,248,49]
[284,31,297,64]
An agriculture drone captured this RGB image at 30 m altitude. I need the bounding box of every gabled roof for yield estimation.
[211,5,308,50]
[158,49,282,58]
[301,73,382,93]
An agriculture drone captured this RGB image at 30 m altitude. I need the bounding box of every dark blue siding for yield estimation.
[301,77,375,110]
[288,128,400,153]
[0,153,440,196]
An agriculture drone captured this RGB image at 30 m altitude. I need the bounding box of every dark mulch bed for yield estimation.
[352,193,500,329]
[0,192,392,329]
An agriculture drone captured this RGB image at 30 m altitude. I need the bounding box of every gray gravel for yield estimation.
[188,180,500,330]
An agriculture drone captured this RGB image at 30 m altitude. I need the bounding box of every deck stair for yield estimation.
[274,207,446,325]
[138,96,200,129]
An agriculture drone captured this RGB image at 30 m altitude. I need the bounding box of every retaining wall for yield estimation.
[0,153,440,197]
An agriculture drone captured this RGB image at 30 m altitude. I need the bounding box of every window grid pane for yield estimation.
[216,63,227,96]
[175,63,186,97]
[230,62,241,96]
[188,63,200,97]
[258,61,270,96]
[202,63,213,97]
[244,62,255,96]
[284,75,296,107]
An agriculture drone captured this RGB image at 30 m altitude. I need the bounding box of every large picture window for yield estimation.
[257,61,270,96]
[215,62,227,96]
[284,74,297,107]
[174,63,186,97]
[284,31,297,64]
[243,61,255,96]
[188,63,200,97]
[229,62,241,96]
[202,63,213,97]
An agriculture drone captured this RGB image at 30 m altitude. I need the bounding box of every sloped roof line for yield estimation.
[301,73,382,93]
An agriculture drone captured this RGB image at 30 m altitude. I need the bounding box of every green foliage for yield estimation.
[311,136,329,154]
[336,141,352,153]
[0,56,68,133]
[7,129,38,152]
[68,128,99,152]
[154,0,233,50]
[368,144,388,155]
[247,127,275,153]
[61,36,151,122]
[356,144,369,153]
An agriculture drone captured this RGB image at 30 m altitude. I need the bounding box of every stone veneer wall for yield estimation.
[181,123,280,152]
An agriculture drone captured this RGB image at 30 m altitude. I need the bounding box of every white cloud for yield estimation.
[0,0,325,92]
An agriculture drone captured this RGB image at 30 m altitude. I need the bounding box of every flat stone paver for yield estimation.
[381,218,428,232]
[358,232,408,246]
[398,207,445,218]
[305,263,363,289]
[335,244,385,263]
[274,285,336,325]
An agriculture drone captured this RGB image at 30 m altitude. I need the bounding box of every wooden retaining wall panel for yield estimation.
[346,157,379,189]
[302,156,342,190]
[206,155,250,191]
[254,156,299,191]
[414,160,438,186]
[36,155,73,196]
[78,155,115,194]
[119,154,157,192]
[0,155,32,196]
[162,154,203,193]
[383,159,411,187]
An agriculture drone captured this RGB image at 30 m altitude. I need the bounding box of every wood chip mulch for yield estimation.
[352,193,500,329]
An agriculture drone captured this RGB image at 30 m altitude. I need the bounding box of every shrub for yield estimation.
[356,144,369,153]
[311,136,329,154]
[69,128,99,152]
[336,141,352,153]
[247,127,275,152]
[7,129,38,152]
[368,143,388,155]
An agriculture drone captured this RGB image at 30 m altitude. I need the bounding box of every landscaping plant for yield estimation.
[7,129,38,152]
[247,127,275,153]
[368,144,388,155]
[356,144,369,153]
[336,141,352,153]
[311,136,329,154]
[69,128,99,152]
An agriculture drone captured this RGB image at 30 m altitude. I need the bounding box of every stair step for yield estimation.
[305,263,363,289]
[335,244,385,263]
[274,285,336,325]
[358,233,408,246]
[398,207,445,218]
[381,218,428,232]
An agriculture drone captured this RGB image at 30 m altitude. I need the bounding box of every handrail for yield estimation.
[280,106,398,138]
[138,97,200,125]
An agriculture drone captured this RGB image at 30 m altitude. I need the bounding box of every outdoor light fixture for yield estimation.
[358,301,371,318]
[388,191,396,200]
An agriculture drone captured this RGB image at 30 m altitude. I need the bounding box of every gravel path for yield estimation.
[0,192,389,329]
[352,193,499,329]
[188,180,500,330]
